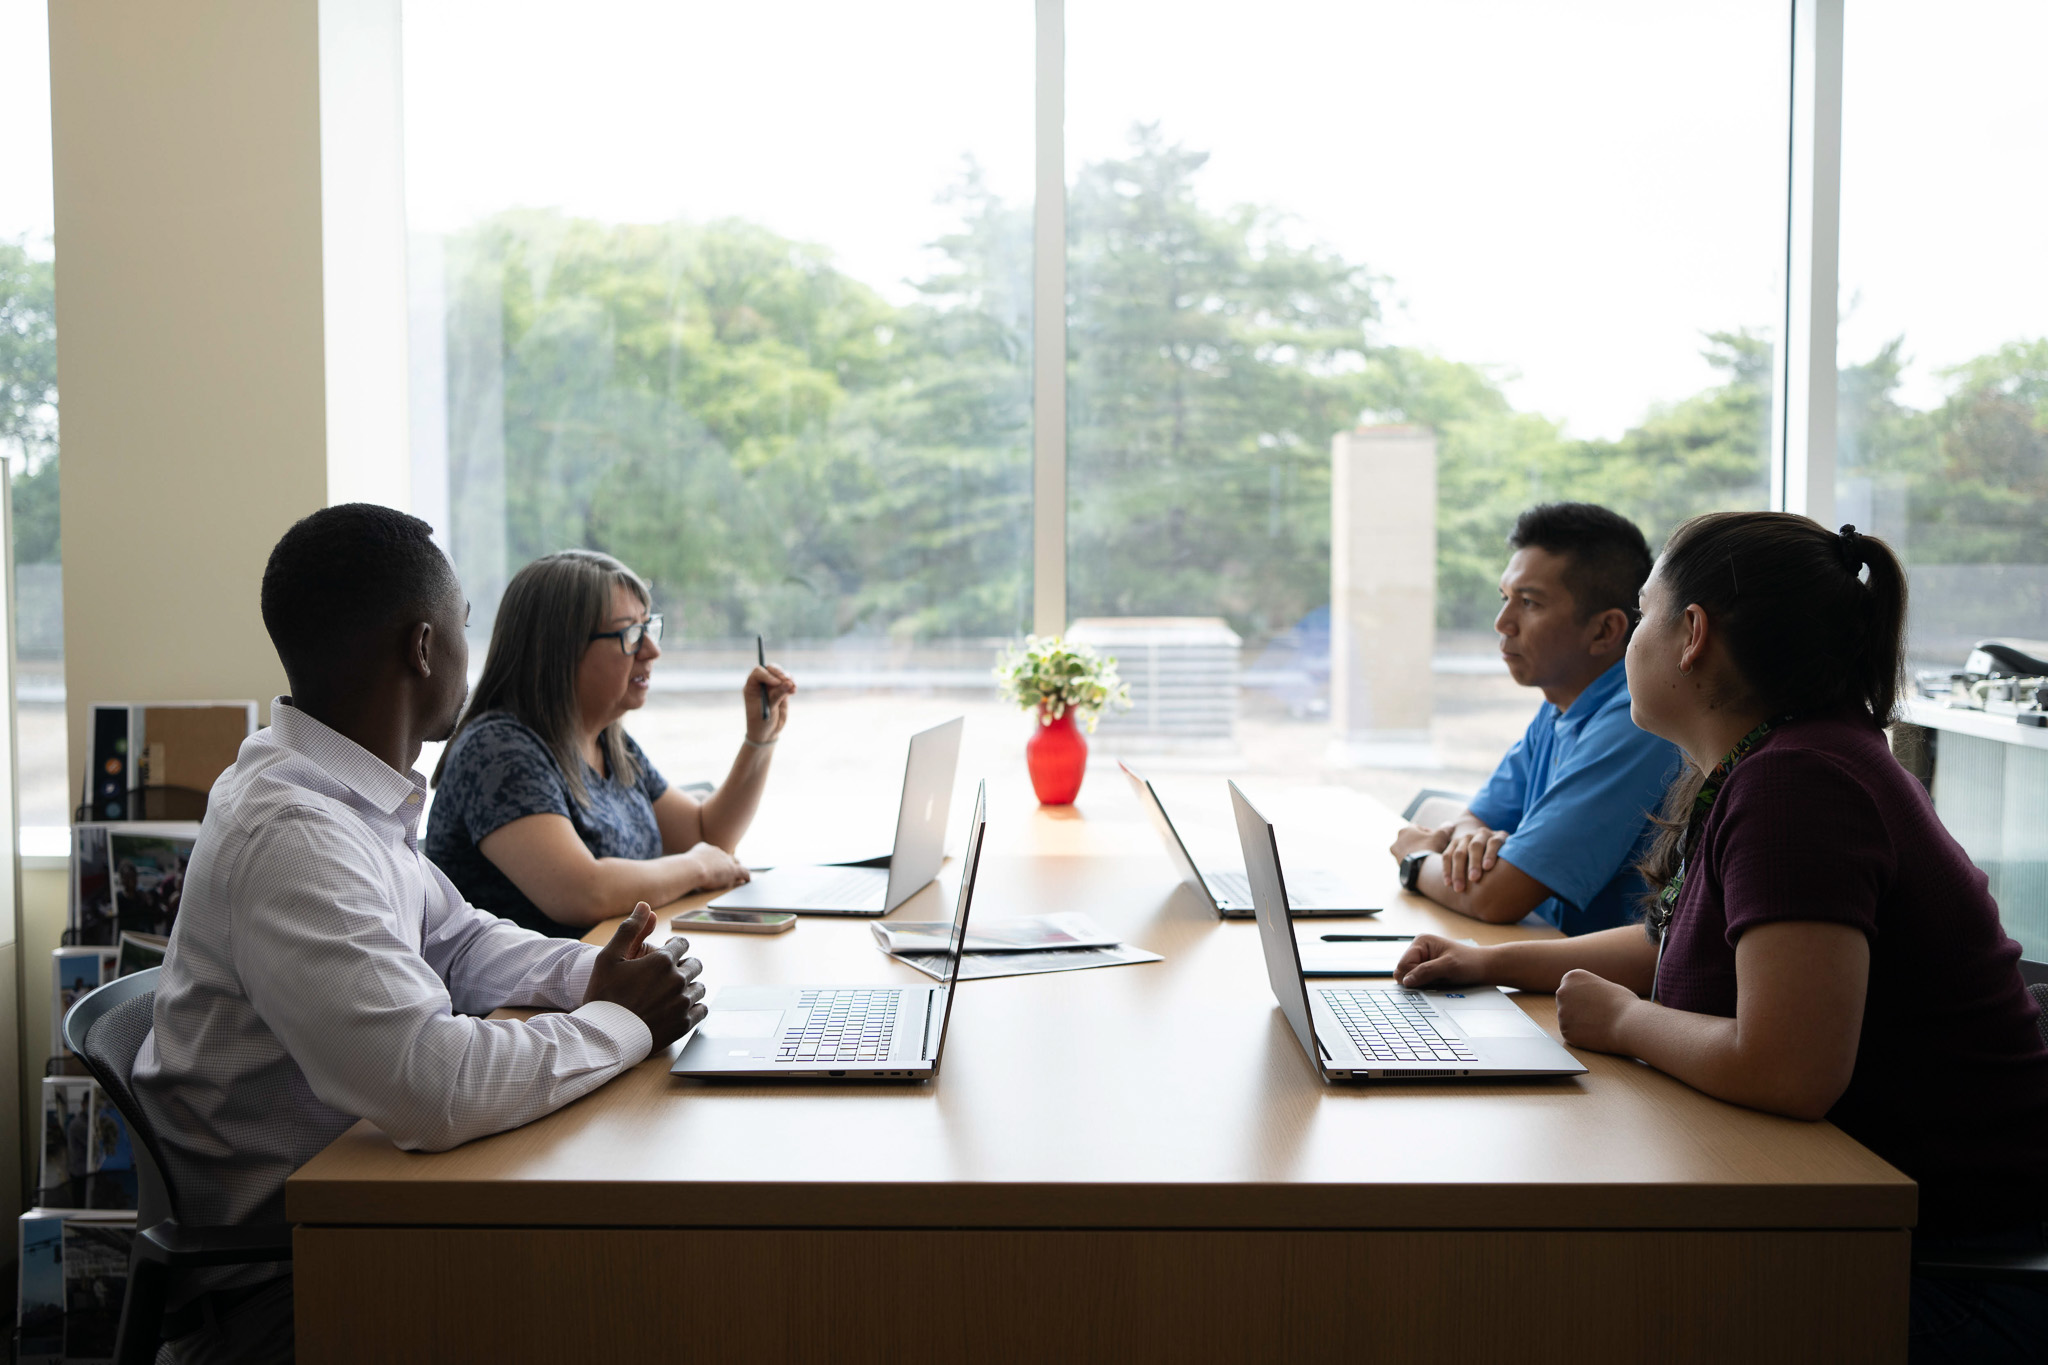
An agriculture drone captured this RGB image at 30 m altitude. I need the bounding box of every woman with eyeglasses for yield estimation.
[425,550,795,937]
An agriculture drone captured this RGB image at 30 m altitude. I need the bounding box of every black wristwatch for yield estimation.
[1400,850,1428,893]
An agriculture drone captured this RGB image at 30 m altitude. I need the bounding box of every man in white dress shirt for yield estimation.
[132,505,707,1363]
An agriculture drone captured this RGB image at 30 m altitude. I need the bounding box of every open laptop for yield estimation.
[1121,761,1376,918]
[709,717,963,916]
[674,781,986,1080]
[1229,781,1584,1081]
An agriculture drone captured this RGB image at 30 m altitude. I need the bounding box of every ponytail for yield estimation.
[1834,525,1908,726]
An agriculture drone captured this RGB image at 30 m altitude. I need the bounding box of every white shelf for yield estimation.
[1904,697,2048,751]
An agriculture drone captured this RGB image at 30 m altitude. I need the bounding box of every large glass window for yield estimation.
[1837,0,2048,955]
[1,0,66,831]
[1835,0,2048,673]
[404,1,1034,689]
[1065,1,1790,806]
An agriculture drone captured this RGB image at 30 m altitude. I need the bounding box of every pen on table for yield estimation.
[756,635,770,721]
[1318,934,1411,942]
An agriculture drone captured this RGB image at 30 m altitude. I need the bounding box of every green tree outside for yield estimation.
[0,240,59,565]
[6,147,2043,662]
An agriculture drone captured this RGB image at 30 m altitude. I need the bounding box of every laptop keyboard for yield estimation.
[1210,870,1336,908]
[1320,989,1478,1064]
[1209,871,1254,903]
[805,867,886,908]
[777,989,901,1063]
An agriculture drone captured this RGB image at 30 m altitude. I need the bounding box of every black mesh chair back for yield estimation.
[2023,960,2048,1051]
[62,968,175,1229]
[61,966,294,1365]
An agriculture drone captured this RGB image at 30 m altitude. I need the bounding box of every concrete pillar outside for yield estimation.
[49,0,410,770]
[1329,425,1437,767]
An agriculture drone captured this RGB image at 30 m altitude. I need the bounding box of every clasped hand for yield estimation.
[1387,821,1508,893]
[583,903,708,1050]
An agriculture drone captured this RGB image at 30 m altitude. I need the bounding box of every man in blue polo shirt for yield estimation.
[1389,503,1679,934]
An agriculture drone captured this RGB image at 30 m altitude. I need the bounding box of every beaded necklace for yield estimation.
[1648,715,1784,1000]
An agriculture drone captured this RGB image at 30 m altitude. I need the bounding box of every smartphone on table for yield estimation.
[671,908,796,935]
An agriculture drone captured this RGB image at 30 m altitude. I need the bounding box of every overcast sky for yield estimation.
[4,1,2043,437]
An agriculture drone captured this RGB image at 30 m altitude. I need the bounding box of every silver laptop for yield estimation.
[1298,931,1417,977]
[710,717,963,916]
[674,782,985,1080]
[1121,761,1376,918]
[1229,781,1585,1081]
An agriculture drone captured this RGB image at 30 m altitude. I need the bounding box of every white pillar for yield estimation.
[1771,0,1844,526]
[318,0,412,513]
[1031,0,1066,637]
[49,0,410,767]
[1329,426,1436,767]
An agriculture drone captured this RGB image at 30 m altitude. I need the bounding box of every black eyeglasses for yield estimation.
[589,615,664,655]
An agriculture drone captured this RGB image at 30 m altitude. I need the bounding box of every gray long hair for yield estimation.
[433,550,652,807]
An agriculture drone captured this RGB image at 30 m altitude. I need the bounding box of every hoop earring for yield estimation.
[1679,663,1694,676]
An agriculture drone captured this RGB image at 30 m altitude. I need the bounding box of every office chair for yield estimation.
[1400,789,1466,822]
[1910,958,2048,1287]
[63,968,294,1365]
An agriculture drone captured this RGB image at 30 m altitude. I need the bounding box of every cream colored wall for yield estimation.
[19,867,68,1115]
[50,0,332,765]
[0,941,18,1255]
[16,869,63,1210]
[37,0,410,1206]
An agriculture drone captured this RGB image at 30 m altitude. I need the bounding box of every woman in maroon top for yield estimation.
[1398,511,2048,1362]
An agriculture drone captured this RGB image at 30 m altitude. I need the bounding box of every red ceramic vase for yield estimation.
[1025,708,1088,805]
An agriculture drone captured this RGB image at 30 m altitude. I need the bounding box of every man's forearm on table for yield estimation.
[1415,853,1549,924]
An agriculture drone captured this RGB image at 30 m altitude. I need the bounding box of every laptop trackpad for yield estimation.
[1445,1010,1542,1038]
[697,1009,784,1040]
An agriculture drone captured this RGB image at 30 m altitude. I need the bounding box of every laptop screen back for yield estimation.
[882,716,965,910]
[1119,761,1211,898]
[929,781,987,1068]
[1227,781,1322,1067]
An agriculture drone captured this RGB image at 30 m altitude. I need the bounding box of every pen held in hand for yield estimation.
[756,634,770,721]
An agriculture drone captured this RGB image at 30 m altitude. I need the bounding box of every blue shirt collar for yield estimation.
[1554,659,1629,734]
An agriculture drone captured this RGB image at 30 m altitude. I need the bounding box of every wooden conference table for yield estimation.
[288,780,1912,1363]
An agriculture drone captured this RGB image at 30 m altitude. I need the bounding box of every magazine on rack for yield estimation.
[51,949,118,1062]
[117,932,169,978]
[62,1216,134,1362]
[18,1212,65,1359]
[38,1078,93,1211]
[70,822,197,946]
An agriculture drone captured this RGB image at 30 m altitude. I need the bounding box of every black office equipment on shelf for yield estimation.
[80,702,258,823]
[1914,639,2048,726]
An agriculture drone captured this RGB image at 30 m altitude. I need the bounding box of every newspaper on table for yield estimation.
[877,911,1162,982]
[870,911,1121,955]
[893,942,1165,981]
